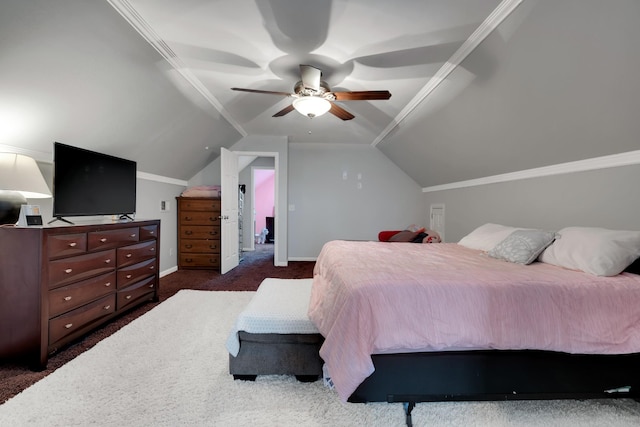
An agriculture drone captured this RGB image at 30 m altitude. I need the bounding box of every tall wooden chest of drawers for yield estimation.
[176,197,221,269]
[0,219,160,369]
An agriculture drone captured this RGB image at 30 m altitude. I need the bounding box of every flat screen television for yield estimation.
[52,142,137,224]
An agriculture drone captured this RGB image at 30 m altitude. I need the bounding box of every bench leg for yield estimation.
[295,374,320,383]
[233,374,257,381]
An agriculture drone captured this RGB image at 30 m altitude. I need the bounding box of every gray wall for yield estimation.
[288,143,424,259]
[135,178,185,275]
[424,164,640,243]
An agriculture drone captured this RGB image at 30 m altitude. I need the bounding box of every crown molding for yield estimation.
[372,0,524,147]
[422,150,640,193]
[137,171,188,186]
[106,0,247,138]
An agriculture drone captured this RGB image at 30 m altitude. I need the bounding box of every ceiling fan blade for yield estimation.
[300,64,321,91]
[273,104,295,117]
[332,90,392,101]
[329,103,355,121]
[231,87,292,96]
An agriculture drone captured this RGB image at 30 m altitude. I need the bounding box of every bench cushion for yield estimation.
[226,278,319,356]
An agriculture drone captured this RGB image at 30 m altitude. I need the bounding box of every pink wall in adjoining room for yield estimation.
[254,169,275,236]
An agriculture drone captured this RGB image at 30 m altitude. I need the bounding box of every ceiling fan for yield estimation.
[231,64,391,121]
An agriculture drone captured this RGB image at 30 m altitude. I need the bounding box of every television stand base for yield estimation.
[48,216,74,225]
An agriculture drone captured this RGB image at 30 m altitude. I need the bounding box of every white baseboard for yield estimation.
[160,266,178,277]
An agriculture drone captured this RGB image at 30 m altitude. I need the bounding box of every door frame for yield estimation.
[236,151,281,266]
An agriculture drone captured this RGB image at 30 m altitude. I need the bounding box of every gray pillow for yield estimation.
[489,230,556,265]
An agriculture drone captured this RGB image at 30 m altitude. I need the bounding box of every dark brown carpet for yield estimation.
[0,244,314,404]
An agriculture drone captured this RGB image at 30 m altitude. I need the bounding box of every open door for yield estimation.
[221,147,239,274]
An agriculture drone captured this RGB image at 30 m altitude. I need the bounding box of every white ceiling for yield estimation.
[110,0,502,145]
[2,1,638,185]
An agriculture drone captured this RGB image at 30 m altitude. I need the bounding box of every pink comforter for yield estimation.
[308,241,640,402]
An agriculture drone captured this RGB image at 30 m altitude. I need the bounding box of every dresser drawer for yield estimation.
[117,240,157,268]
[140,224,158,241]
[47,233,87,259]
[180,226,220,240]
[49,294,116,345]
[49,272,116,317]
[88,227,139,251]
[179,198,220,211]
[117,276,156,311]
[179,239,220,253]
[117,258,156,289]
[179,211,221,226]
[49,249,117,289]
[180,253,220,268]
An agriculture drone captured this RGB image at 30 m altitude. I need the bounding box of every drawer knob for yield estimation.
[186,258,193,262]
[126,253,132,258]
[105,259,111,264]
[149,284,154,288]
[130,234,136,238]
[185,231,193,235]
[100,238,107,243]
[68,242,77,247]
[126,274,132,279]
[150,247,155,252]
[64,268,73,274]
[104,305,111,310]
[64,323,73,329]
[149,231,155,235]
[105,282,112,287]
[150,266,155,270]
[185,244,192,249]
[126,295,132,300]
[185,216,192,221]
[64,296,72,301]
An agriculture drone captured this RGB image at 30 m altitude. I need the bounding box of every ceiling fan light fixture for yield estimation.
[292,96,331,118]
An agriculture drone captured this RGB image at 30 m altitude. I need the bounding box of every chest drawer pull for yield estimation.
[65,268,73,274]
[65,323,73,329]
[64,296,72,301]
[150,247,155,252]
[100,238,107,243]
[68,242,77,247]
[185,244,193,249]
[126,253,132,258]
[185,230,193,235]
[150,266,155,270]
[105,259,111,264]
[125,295,132,300]
[126,274,132,279]
[149,284,155,288]
[130,234,136,238]
[105,282,112,287]
[104,305,111,310]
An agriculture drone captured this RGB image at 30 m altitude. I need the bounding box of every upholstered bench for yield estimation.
[226,278,324,382]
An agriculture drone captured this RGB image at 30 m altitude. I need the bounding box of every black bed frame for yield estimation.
[348,258,640,426]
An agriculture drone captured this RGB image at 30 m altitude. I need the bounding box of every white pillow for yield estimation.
[458,223,523,252]
[539,227,640,276]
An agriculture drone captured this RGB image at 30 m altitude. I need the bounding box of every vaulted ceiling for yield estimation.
[1,0,639,185]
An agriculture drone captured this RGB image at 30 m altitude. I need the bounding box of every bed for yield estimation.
[308,225,640,422]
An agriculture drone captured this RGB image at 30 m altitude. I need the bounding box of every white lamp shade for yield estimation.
[0,153,52,198]
[292,96,331,118]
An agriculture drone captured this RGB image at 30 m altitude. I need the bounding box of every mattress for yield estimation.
[226,278,319,356]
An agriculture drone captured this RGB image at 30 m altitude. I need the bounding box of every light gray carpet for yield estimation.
[1,290,639,426]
